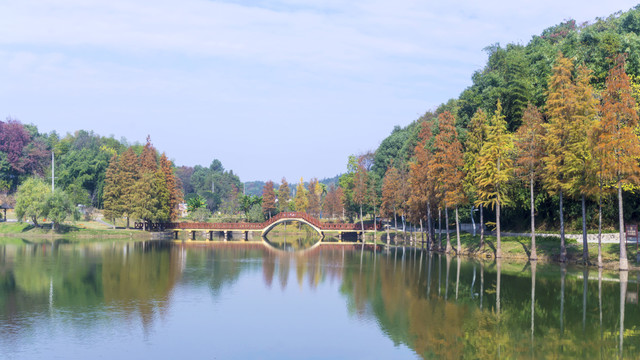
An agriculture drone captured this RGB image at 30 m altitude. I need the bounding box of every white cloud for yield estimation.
[1,0,639,180]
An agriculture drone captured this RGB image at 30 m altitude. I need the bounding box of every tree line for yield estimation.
[1,121,245,228]
[102,137,183,227]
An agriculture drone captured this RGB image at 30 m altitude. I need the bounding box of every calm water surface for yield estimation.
[1,236,639,359]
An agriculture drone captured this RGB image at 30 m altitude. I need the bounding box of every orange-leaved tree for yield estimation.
[159,152,183,221]
[307,178,321,217]
[566,65,598,263]
[409,119,435,249]
[430,111,465,253]
[262,180,276,219]
[595,54,640,271]
[514,103,546,261]
[381,165,401,232]
[542,53,575,262]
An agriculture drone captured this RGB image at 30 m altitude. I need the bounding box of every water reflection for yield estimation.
[263,232,322,252]
[1,242,639,359]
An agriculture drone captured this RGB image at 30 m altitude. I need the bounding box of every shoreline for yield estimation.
[2,222,639,270]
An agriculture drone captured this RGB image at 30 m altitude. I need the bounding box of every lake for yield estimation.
[0,236,638,359]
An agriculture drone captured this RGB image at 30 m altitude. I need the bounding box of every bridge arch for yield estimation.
[261,217,324,238]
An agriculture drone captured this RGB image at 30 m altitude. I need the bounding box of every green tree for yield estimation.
[102,154,122,227]
[247,203,265,223]
[187,195,207,213]
[307,178,321,217]
[463,109,489,249]
[278,178,291,212]
[294,178,308,213]
[240,194,262,220]
[15,177,49,227]
[189,207,211,222]
[44,189,74,231]
[475,101,514,259]
[118,148,139,228]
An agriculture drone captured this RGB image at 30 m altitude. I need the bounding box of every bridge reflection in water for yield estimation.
[262,232,322,252]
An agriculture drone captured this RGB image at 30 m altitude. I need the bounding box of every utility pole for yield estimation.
[51,151,55,230]
[51,151,55,192]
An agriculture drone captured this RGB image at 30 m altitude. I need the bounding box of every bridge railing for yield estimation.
[153,212,382,231]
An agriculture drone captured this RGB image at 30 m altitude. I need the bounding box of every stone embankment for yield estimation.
[499,231,623,244]
[392,223,628,244]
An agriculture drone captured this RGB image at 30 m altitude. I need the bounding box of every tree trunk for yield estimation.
[496,259,501,315]
[496,198,502,259]
[582,194,588,264]
[455,256,460,300]
[360,204,365,250]
[438,208,442,251]
[620,271,628,358]
[530,175,537,261]
[393,206,398,234]
[420,218,424,250]
[560,265,566,335]
[445,206,451,253]
[480,205,484,251]
[618,181,629,271]
[427,202,432,251]
[455,206,461,254]
[598,193,603,268]
[559,189,566,262]
[531,261,536,354]
[126,216,130,229]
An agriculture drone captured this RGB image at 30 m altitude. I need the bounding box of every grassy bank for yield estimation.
[0,221,149,241]
[370,231,640,270]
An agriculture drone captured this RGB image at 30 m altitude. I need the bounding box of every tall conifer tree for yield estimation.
[431,111,464,253]
[278,178,291,212]
[103,153,122,227]
[159,153,183,221]
[294,178,308,212]
[543,53,575,262]
[381,166,401,234]
[596,54,640,271]
[476,101,514,259]
[463,109,489,250]
[262,180,277,219]
[515,103,546,260]
[566,66,598,263]
[118,147,139,228]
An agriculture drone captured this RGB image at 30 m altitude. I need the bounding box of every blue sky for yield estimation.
[1,0,638,182]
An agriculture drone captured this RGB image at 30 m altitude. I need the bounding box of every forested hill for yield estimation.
[245,176,340,197]
[0,119,243,214]
[373,6,640,177]
[365,5,640,231]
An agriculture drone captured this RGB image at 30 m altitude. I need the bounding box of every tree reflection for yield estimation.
[2,243,639,359]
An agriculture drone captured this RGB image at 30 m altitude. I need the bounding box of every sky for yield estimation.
[1,1,639,182]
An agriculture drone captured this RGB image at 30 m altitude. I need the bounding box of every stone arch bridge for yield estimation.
[137,212,381,241]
